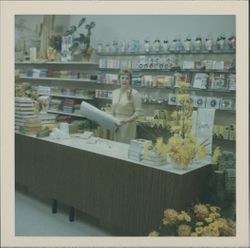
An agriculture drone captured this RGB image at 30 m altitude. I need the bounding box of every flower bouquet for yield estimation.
[149,203,236,236]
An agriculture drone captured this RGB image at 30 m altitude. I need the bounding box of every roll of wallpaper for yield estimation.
[194,108,215,154]
[80,101,121,131]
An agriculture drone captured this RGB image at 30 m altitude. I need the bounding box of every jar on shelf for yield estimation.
[216,34,226,49]
[97,42,103,53]
[162,39,169,51]
[194,36,202,50]
[144,39,151,52]
[184,38,192,51]
[152,39,161,52]
[228,35,236,49]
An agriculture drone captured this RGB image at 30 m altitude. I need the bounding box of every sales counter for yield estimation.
[15,133,212,235]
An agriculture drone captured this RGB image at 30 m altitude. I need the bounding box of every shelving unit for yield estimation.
[97,49,236,151]
[15,61,99,122]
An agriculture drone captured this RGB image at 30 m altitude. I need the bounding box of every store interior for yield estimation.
[15,15,236,237]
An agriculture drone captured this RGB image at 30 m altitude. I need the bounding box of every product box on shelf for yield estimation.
[168,93,177,105]
[154,75,173,88]
[210,73,228,90]
[192,73,209,89]
[182,61,195,70]
[193,96,206,108]
[219,98,235,110]
[206,97,221,109]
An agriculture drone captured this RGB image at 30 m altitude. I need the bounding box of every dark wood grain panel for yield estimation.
[15,134,34,188]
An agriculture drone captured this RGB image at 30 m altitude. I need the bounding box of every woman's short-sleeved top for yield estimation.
[111,88,141,118]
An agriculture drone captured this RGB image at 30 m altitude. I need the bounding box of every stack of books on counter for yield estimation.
[128,139,152,162]
[141,150,167,166]
[15,97,41,135]
[38,113,58,130]
[38,113,57,124]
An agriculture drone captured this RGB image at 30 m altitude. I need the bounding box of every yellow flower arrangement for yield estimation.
[149,203,236,237]
[163,82,209,168]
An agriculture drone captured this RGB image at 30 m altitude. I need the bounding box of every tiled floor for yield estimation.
[15,190,113,236]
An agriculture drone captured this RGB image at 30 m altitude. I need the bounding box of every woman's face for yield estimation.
[120,74,130,89]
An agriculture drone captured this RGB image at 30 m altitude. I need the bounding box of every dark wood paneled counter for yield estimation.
[15,133,212,235]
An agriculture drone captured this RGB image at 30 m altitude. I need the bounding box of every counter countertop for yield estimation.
[16,132,211,175]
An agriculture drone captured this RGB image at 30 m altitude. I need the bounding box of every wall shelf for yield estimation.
[99,67,235,74]
[97,49,236,56]
[47,110,85,118]
[18,76,97,84]
[39,93,94,100]
[15,61,99,66]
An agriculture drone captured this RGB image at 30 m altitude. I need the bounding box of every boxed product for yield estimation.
[219,98,235,110]
[154,75,173,88]
[182,61,194,70]
[192,73,209,89]
[210,73,228,90]
[206,97,221,109]
[193,96,206,108]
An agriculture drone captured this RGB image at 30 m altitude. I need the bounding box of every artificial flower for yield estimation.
[163,209,178,224]
[148,231,160,236]
[211,146,221,164]
[177,224,192,236]
[194,204,210,220]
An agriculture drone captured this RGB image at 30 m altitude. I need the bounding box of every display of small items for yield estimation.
[26,68,96,80]
[216,151,236,196]
[95,89,113,100]
[96,34,236,53]
[99,56,235,77]
[213,124,235,141]
[168,94,235,111]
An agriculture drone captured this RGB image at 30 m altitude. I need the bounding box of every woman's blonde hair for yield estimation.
[118,69,132,83]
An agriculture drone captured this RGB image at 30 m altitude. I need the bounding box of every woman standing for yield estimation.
[111,69,142,144]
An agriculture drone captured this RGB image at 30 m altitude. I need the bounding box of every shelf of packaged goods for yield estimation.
[47,110,84,118]
[133,85,235,94]
[38,93,94,100]
[96,49,236,56]
[15,61,99,66]
[141,102,235,112]
[18,76,97,84]
[99,68,235,74]
[95,97,112,101]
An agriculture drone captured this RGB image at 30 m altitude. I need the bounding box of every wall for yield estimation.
[15,15,235,50]
[69,15,235,47]
[15,15,70,50]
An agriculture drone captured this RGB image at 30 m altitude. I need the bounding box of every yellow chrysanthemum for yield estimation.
[210,206,217,213]
[143,143,149,156]
[196,222,204,226]
[184,214,191,222]
[211,147,221,164]
[205,217,213,223]
[148,231,160,236]
[176,94,190,103]
[190,232,198,236]
[178,214,184,221]
[195,227,203,234]
[209,213,217,220]
[196,145,207,159]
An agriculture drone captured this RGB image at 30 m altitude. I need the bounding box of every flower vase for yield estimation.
[170,158,190,170]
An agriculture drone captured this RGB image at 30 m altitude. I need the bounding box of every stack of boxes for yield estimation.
[15,97,41,135]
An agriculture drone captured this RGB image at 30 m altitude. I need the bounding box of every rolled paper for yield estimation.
[80,101,121,131]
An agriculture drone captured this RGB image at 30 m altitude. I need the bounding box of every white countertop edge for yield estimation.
[15,132,211,175]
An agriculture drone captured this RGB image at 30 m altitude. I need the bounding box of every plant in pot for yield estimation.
[65,17,96,61]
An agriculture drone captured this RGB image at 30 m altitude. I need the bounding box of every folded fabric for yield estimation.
[80,101,120,131]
